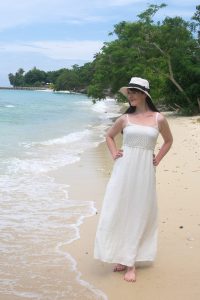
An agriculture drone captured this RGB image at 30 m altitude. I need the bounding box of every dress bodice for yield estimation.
[123,123,159,150]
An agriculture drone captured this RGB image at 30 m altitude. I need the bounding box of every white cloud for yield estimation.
[0,0,99,30]
[0,0,132,30]
[0,0,198,30]
[0,40,104,60]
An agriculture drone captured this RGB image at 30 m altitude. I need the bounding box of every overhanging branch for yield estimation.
[151,42,192,105]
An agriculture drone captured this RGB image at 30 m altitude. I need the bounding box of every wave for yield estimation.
[7,154,80,174]
[92,98,121,119]
[0,171,107,299]
[5,104,15,108]
[33,129,91,147]
[0,103,15,108]
[9,127,104,174]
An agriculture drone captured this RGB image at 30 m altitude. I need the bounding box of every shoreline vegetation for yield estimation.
[6,4,200,115]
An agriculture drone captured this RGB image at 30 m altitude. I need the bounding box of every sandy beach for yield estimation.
[52,113,200,300]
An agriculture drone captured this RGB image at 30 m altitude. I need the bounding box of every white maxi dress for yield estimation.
[94,113,160,267]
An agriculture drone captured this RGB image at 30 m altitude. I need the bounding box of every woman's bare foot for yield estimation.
[124,266,136,282]
[113,264,127,272]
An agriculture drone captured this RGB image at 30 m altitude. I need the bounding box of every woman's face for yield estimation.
[127,89,146,106]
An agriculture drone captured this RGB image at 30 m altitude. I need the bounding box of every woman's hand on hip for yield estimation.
[153,154,160,166]
[113,149,123,160]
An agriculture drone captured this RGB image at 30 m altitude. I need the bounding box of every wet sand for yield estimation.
[53,114,200,300]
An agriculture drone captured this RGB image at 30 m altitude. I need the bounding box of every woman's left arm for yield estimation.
[153,114,173,166]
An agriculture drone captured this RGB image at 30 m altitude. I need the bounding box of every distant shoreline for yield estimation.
[0,86,51,90]
[0,87,86,95]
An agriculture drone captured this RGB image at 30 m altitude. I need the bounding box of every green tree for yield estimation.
[46,69,66,85]
[88,4,200,114]
[53,63,94,92]
[8,68,25,86]
[24,67,47,86]
[8,73,15,86]
[71,63,95,91]
[54,69,79,91]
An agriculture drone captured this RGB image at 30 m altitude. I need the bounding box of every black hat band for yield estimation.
[128,83,150,92]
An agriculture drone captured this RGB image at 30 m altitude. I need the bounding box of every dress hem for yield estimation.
[94,256,155,267]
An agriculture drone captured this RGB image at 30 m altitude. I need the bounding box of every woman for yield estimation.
[94,77,173,282]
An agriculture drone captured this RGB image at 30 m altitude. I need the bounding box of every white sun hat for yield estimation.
[119,77,152,100]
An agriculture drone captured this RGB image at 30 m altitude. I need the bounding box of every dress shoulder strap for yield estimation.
[155,112,159,129]
[126,113,130,124]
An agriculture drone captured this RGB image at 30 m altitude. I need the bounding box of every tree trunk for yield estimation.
[167,56,192,105]
[152,42,193,105]
[197,98,200,112]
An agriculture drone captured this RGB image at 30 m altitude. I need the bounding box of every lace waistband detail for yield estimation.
[123,137,155,150]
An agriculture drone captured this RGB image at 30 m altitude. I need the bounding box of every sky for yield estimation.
[0,0,199,86]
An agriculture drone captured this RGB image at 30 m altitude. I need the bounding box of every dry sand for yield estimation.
[55,114,200,300]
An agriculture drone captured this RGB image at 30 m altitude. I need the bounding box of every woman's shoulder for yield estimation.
[156,112,165,122]
[110,114,126,127]
[156,112,170,131]
[116,114,127,122]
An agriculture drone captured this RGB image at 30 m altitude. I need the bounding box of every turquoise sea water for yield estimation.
[0,90,115,165]
[0,89,121,299]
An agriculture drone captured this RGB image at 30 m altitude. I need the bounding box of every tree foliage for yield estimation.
[8,4,200,114]
[87,4,200,114]
[8,64,95,93]
[9,68,25,86]
[24,67,47,86]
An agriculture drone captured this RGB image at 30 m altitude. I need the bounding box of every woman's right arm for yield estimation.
[106,115,125,160]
